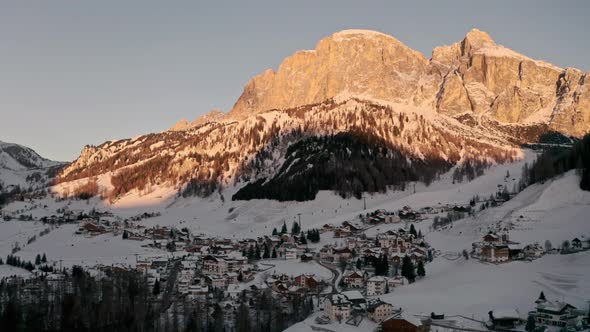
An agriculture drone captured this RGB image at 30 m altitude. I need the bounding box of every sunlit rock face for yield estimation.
[230,28,589,136]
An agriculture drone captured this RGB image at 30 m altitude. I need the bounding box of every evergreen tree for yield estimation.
[122,230,129,239]
[271,248,277,258]
[410,224,418,237]
[35,254,41,265]
[272,228,278,236]
[41,253,47,263]
[356,258,362,270]
[525,315,536,332]
[401,256,416,283]
[237,271,243,282]
[291,221,300,235]
[262,244,270,259]
[417,229,423,238]
[152,279,161,296]
[280,221,288,234]
[300,235,307,245]
[417,260,426,277]
[538,291,546,301]
[255,244,261,260]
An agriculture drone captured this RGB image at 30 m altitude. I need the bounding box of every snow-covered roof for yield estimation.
[490,309,521,320]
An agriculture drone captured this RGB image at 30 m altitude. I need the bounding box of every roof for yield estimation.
[490,309,521,320]
[342,290,365,301]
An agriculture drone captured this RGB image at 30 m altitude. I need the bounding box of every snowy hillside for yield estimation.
[0,140,63,193]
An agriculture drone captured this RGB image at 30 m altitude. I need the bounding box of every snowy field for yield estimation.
[0,265,32,279]
[258,259,333,280]
[2,148,589,326]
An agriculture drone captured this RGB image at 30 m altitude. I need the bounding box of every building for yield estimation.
[487,309,522,330]
[481,245,509,263]
[529,293,580,329]
[202,255,229,275]
[367,301,396,322]
[325,294,351,322]
[382,317,429,332]
[367,276,388,296]
[342,270,365,288]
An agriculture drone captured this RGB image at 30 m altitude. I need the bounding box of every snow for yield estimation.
[258,259,332,280]
[0,265,31,279]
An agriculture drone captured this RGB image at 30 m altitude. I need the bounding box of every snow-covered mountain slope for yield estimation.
[54,28,588,204]
[0,140,63,193]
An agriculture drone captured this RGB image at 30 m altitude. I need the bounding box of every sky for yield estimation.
[0,1,588,161]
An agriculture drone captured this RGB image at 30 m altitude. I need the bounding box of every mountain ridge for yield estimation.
[54,28,587,203]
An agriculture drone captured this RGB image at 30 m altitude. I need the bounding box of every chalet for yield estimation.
[342,221,364,232]
[530,293,580,329]
[342,270,366,288]
[334,227,352,238]
[325,294,352,322]
[284,248,299,260]
[481,245,510,263]
[487,309,522,330]
[205,275,227,289]
[294,274,321,290]
[333,247,353,261]
[523,243,544,259]
[367,301,396,322]
[367,276,388,296]
[483,232,501,244]
[571,237,582,250]
[381,317,429,332]
[202,255,229,275]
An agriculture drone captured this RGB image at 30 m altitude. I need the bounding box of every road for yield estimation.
[315,259,341,295]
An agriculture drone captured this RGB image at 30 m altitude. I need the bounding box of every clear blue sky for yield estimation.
[1,0,588,161]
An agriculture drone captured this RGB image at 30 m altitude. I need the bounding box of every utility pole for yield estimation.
[363,195,367,210]
[297,213,302,230]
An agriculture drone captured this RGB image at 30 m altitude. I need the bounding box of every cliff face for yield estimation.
[229,30,439,119]
[229,29,589,137]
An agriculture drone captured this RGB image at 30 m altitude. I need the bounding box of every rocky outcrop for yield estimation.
[226,28,589,137]
[229,30,437,119]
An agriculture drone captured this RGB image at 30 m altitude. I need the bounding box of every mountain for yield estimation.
[54,29,589,203]
[0,141,63,196]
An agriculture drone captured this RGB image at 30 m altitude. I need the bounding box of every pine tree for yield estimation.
[418,230,423,238]
[122,230,129,239]
[263,244,270,259]
[280,221,288,234]
[291,221,300,235]
[41,253,47,263]
[255,244,261,260]
[153,279,161,296]
[272,228,278,236]
[356,258,362,270]
[538,291,546,301]
[410,223,418,236]
[271,248,277,258]
[401,256,416,283]
[417,260,425,277]
[525,315,536,332]
[35,254,41,265]
[300,235,307,245]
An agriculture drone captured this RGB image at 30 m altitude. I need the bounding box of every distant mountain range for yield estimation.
[0,141,63,195]
[53,29,589,203]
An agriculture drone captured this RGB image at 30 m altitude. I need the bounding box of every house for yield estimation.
[325,294,352,322]
[367,276,388,296]
[571,238,582,250]
[342,270,365,288]
[294,274,321,290]
[367,301,396,322]
[334,227,352,238]
[481,245,509,263]
[523,243,544,259]
[381,317,429,332]
[341,290,366,308]
[483,232,501,244]
[529,293,580,329]
[202,255,229,275]
[333,247,353,261]
[285,248,299,260]
[487,309,522,330]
